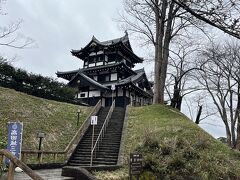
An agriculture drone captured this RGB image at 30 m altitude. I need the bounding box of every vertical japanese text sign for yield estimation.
[5,122,23,164]
[129,153,143,180]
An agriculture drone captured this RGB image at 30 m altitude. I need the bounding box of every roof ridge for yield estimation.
[100,33,129,44]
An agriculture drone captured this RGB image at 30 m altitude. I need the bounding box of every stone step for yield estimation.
[78,143,120,148]
[81,135,122,140]
[71,156,118,162]
[67,106,126,166]
[68,160,116,166]
[72,154,118,159]
[81,137,122,142]
[74,151,119,156]
[76,146,120,152]
[79,140,121,145]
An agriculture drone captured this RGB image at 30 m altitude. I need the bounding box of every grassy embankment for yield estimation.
[0,87,91,153]
[1,87,240,179]
[95,105,240,179]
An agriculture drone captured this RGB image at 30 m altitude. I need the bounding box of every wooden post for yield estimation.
[53,153,57,162]
[21,153,25,163]
[7,162,16,180]
[64,152,67,162]
[0,154,3,165]
[38,153,43,164]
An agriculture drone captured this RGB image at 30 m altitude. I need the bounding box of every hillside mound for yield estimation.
[0,87,91,151]
[95,105,240,179]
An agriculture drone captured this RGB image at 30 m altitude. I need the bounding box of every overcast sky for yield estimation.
[0,0,226,138]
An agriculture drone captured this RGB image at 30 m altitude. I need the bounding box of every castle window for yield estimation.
[105,75,110,81]
[111,73,117,81]
[96,62,103,66]
[97,50,103,55]
[89,63,95,67]
[98,74,110,82]
[89,52,96,56]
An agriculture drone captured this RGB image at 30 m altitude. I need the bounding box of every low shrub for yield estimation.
[135,135,240,179]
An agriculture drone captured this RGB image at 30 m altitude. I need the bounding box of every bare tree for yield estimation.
[172,0,240,39]
[165,39,201,110]
[197,40,240,148]
[0,0,6,15]
[120,0,199,104]
[184,93,217,124]
[120,0,240,106]
[0,1,34,49]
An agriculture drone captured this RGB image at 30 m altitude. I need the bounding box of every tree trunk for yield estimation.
[153,0,161,104]
[226,125,232,147]
[195,105,202,124]
[153,0,167,104]
[159,0,174,104]
[236,117,240,150]
[231,122,236,148]
[235,84,240,149]
[222,113,232,147]
[176,95,182,110]
[171,78,178,108]
[153,43,161,104]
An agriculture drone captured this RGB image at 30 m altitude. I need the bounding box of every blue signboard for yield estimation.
[5,122,23,164]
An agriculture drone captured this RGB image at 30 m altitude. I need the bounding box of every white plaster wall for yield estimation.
[108,61,115,64]
[78,91,88,98]
[105,92,115,97]
[89,52,96,56]
[101,98,105,107]
[111,73,117,81]
[126,90,129,97]
[97,50,103,55]
[105,55,108,61]
[118,88,123,96]
[89,63,95,67]
[89,90,101,97]
[96,62,103,66]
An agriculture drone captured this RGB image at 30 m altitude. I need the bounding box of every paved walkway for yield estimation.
[2,169,74,180]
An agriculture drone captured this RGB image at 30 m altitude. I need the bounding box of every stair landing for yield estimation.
[2,169,73,180]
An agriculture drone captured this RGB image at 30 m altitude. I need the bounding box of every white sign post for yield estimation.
[91,116,98,156]
[111,85,116,91]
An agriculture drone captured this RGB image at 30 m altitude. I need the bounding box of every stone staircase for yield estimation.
[67,106,126,166]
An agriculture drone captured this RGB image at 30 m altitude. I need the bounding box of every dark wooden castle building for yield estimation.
[56,32,153,107]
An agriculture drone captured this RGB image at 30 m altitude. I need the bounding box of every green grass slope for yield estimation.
[0,87,91,151]
[96,105,240,180]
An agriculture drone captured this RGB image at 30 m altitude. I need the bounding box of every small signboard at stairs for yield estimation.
[91,116,98,125]
[129,153,143,180]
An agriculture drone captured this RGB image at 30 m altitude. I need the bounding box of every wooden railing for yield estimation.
[90,100,115,166]
[19,100,102,165]
[21,150,65,164]
[0,149,44,180]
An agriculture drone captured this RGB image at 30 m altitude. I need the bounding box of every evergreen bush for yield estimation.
[0,57,79,104]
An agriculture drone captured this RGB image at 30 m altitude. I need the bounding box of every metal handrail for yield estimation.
[90,100,115,166]
[64,100,102,160]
